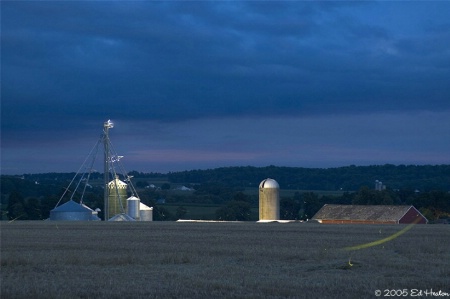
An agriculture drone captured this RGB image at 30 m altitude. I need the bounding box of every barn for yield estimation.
[312,204,428,224]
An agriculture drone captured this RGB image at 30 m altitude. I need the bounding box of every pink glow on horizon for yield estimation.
[128,149,268,163]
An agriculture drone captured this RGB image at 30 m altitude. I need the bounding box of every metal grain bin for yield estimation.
[127,196,140,220]
[107,176,128,218]
[50,200,94,221]
[139,202,153,221]
[108,213,136,221]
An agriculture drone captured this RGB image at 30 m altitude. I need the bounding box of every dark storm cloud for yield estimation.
[2,1,450,173]
[4,1,449,130]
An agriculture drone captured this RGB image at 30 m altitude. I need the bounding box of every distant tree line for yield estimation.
[6,164,450,192]
[1,164,449,222]
[167,164,450,191]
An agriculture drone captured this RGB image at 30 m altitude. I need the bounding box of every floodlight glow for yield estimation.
[104,119,114,129]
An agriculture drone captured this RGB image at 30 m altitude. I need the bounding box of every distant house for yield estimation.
[312,204,428,224]
[176,186,193,191]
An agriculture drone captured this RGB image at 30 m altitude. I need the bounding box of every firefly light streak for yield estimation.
[343,217,422,251]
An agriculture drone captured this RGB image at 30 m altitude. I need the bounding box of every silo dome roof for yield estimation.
[108,177,127,188]
[259,178,279,189]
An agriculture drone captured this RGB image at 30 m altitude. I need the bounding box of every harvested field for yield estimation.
[1,222,449,299]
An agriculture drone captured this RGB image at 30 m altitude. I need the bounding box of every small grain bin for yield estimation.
[127,196,140,220]
[259,178,280,221]
[139,202,153,221]
[108,213,136,221]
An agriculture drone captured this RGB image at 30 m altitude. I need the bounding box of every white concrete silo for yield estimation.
[259,178,280,221]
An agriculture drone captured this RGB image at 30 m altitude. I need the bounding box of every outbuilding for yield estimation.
[312,204,428,224]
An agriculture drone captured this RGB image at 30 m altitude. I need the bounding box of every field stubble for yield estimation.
[1,222,449,299]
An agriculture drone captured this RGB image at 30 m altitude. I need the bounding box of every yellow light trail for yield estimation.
[343,217,422,251]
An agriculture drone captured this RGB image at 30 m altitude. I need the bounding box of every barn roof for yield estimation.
[312,204,418,222]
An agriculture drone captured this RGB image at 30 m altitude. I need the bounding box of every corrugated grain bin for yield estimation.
[107,175,128,218]
[127,196,140,220]
[108,213,136,221]
[50,200,95,221]
[140,202,153,221]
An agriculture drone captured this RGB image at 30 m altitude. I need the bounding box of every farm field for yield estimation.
[1,222,449,299]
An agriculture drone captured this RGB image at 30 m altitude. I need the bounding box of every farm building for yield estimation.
[312,204,428,224]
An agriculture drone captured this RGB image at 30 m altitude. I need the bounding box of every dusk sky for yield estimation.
[2,1,450,175]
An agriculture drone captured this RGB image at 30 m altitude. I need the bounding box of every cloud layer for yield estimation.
[2,1,449,174]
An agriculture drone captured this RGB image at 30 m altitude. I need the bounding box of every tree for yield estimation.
[414,191,450,220]
[7,190,27,220]
[40,195,59,219]
[153,206,172,221]
[215,206,236,221]
[216,200,252,221]
[353,186,397,205]
[280,198,301,220]
[302,192,321,220]
[161,183,171,190]
[176,206,187,220]
[135,181,149,188]
[25,197,42,220]
[228,200,252,221]
[378,190,394,205]
[232,191,251,203]
[353,186,372,205]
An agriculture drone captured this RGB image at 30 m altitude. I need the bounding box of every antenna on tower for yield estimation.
[103,119,114,220]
